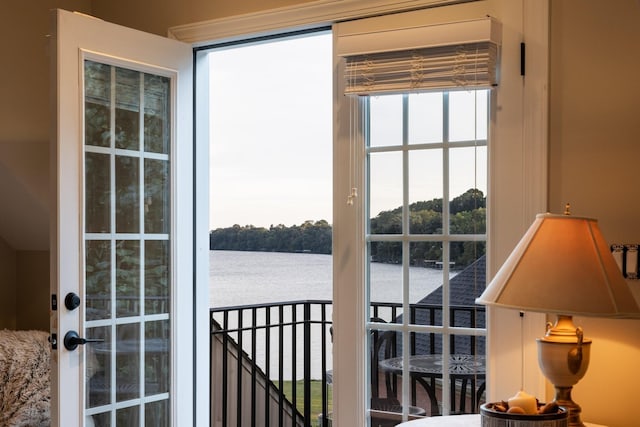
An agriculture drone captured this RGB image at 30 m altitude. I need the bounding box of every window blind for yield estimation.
[337,17,502,95]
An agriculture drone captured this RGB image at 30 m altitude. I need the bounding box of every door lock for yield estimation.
[64,292,81,310]
[63,330,104,351]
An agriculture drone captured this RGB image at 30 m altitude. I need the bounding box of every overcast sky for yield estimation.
[209,32,333,230]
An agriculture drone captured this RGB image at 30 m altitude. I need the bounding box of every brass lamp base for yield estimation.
[553,386,584,427]
[537,315,591,427]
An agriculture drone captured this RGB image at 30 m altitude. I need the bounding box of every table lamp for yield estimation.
[476,207,640,426]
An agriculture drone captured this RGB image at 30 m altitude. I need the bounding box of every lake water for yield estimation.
[208,250,452,379]
[209,250,450,308]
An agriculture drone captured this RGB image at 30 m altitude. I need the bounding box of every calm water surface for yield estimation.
[209,250,451,308]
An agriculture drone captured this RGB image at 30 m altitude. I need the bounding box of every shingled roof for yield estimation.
[419,255,487,307]
[382,256,487,357]
[418,255,486,355]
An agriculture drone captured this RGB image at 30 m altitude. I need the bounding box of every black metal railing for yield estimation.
[210,301,485,426]
[210,300,333,427]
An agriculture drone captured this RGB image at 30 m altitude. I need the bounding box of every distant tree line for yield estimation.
[209,220,332,254]
[209,188,486,268]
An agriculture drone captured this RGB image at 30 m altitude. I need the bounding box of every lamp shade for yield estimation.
[476,213,640,318]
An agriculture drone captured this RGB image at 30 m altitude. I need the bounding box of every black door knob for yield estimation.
[64,330,104,351]
[64,292,81,310]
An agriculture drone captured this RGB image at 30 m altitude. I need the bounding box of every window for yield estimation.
[365,90,488,419]
[335,15,498,422]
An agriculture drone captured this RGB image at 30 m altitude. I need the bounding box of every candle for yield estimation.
[507,390,537,415]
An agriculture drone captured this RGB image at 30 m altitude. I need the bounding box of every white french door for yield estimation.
[50,10,195,427]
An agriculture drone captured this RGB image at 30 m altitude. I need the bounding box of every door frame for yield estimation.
[182,1,549,425]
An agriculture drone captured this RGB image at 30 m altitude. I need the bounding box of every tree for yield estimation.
[209,221,332,254]
[208,188,486,266]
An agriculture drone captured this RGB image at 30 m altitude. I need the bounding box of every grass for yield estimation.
[281,380,333,423]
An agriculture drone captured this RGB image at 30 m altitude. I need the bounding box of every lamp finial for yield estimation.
[564,203,571,216]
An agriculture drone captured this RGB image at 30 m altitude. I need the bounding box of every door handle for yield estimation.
[64,330,104,351]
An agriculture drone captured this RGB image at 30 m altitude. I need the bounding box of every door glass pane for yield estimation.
[116,323,141,402]
[449,147,487,235]
[85,61,111,148]
[116,407,139,426]
[369,241,402,306]
[409,150,443,234]
[409,241,444,312]
[86,325,112,408]
[89,412,110,427]
[145,400,169,427]
[145,320,170,395]
[116,155,140,233]
[369,151,402,234]
[144,159,170,234]
[408,93,443,145]
[116,240,140,317]
[86,152,111,233]
[84,59,171,426]
[145,240,169,315]
[370,95,402,147]
[144,74,171,154]
[86,240,111,321]
[448,90,487,142]
[116,68,141,150]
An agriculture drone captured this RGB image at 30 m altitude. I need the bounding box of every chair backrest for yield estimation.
[370,317,399,402]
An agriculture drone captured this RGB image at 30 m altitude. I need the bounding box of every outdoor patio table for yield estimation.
[379,354,486,415]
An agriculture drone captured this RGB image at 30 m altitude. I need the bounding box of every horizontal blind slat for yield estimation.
[344,42,498,95]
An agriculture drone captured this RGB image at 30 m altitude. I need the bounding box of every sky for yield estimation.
[208,32,487,231]
[209,32,333,230]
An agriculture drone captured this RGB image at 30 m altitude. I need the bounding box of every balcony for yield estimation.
[210,301,485,427]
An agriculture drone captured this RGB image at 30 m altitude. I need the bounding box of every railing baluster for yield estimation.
[222,310,228,427]
[278,304,284,427]
[291,304,297,421]
[265,307,271,425]
[303,302,311,427]
[236,309,243,427]
[251,307,257,427]
[321,303,328,427]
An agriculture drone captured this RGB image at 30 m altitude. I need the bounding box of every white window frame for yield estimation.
[362,90,489,419]
[178,1,549,425]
